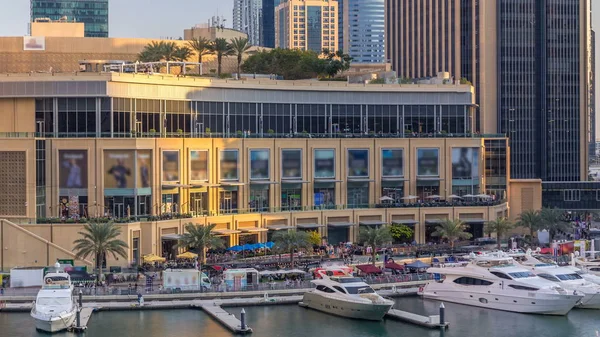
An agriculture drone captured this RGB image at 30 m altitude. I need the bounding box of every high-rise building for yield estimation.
[385,0,590,182]
[233,0,263,46]
[30,0,109,38]
[262,0,281,48]
[590,29,596,159]
[275,0,338,53]
[338,0,385,63]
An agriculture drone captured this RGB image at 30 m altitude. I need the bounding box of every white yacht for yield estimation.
[514,253,600,309]
[301,271,394,321]
[421,254,582,315]
[31,271,77,333]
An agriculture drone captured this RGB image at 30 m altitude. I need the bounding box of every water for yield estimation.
[1,298,598,337]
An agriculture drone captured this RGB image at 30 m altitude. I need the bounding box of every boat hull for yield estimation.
[421,285,580,315]
[302,291,393,321]
[32,311,76,333]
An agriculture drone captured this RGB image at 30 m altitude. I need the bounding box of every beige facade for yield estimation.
[30,21,85,37]
[183,26,248,42]
[275,0,338,52]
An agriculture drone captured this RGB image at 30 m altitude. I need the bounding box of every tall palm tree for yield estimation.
[516,209,542,240]
[177,223,225,264]
[187,37,214,74]
[540,207,570,242]
[229,37,251,78]
[358,226,393,265]
[161,41,179,62]
[272,230,312,267]
[137,41,164,62]
[484,217,514,249]
[173,46,193,74]
[432,219,473,250]
[73,222,128,282]
[211,38,234,77]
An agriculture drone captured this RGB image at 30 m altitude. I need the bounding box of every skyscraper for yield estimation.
[275,0,338,53]
[233,0,263,46]
[338,0,385,63]
[30,0,109,37]
[262,0,281,48]
[385,0,590,182]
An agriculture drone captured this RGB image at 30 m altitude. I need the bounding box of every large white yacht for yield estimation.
[31,271,77,333]
[421,254,582,315]
[514,253,600,309]
[301,270,394,321]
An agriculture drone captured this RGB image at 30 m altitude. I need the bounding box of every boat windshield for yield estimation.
[344,286,375,294]
[556,274,583,281]
[508,271,536,279]
[37,297,71,306]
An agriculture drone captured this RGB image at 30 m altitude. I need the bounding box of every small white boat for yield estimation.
[31,271,77,333]
[302,269,394,321]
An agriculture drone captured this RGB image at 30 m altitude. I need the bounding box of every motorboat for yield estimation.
[301,270,394,320]
[514,253,600,309]
[421,254,582,315]
[31,271,77,333]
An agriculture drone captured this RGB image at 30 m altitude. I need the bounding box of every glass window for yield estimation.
[314,149,335,178]
[190,150,209,182]
[416,148,439,176]
[382,149,404,177]
[220,150,239,181]
[250,149,270,180]
[347,149,369,177]
[162,150,180,183]
[282,149,302,179]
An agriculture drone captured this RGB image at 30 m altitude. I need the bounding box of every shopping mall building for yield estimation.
[0,72,541,269]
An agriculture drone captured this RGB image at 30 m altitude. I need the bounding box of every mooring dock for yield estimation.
[385,308,448,329]
[196,302,253,334]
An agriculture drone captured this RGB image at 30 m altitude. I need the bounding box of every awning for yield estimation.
[191,183,221,188]
[384,262,405,271]
[356,264,383,274]
[425,219,445,225]
[327,222,355,228]
[359,220,387,226]
[392,220,419,225]
[382,177,408,182]
[239,228,269,233]
[267,225,295,231]
[212,229,242,235]
[220,182,246,186]
[347,178,375,182]
[314,179,343,183]
[461,218,487,224]
[250,181,279,185]
[161,234,182,240]
[416,177,443,181]
[281,180,309,184]
[161,184,191,189]
[296,223,325,229]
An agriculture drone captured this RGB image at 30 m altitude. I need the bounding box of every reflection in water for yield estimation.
[0,298,595,337]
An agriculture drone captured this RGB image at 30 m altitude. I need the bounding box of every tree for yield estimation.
[272,230,312,267]
[211,38,234,77]
[358,226,393,265]
[187,37,214,74]
[177,223,225,264]
[516,209,542,239]
[540,208,570,242]
[432,219,473,250]
[172,46,193,74]
[229,37,251,78]
[484,217,514,249]
[390,224,414,243]
[307,231,322,246]
[242,48,324,80]
[72,222,128,282]
[319,49,353,78]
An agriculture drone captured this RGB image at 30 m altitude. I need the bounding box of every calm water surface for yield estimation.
[1,298,598,337]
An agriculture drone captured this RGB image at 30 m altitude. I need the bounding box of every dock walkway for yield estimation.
[386,308,448,329]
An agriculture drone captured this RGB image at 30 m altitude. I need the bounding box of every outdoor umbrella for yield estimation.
[448,194,463,199]
[406,260,430,269]
[425,195,441,199]
[476,194,492,199]
[379,196,394,202]
[143,254,166,263]
[401,195,418,200]
[463,194,475,198]
[242,244,254,251]
[176,251,198,259]
[227,245,243,252]
[265,242,275,249]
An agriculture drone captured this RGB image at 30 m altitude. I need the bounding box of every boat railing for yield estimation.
[31,303,74,319]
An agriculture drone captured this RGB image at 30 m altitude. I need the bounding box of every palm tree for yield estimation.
[211,38,234,77]
[540,207,570,242]
[72,222,128,282]
[173,46,193,74]
[516,209,542,240]
[229,37,251,78]
[137,41,164,62]
[272,230,312,267]
[358,226,393,265]
[484,217,514,249]
[432,219,473,250]
[177,223,225,264]
[161,41,179,62]
[187,37,214,74]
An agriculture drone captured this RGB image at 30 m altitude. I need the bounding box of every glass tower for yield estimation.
[262,0,282,48]
[338,0,385,63]
[30,0,109,37]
